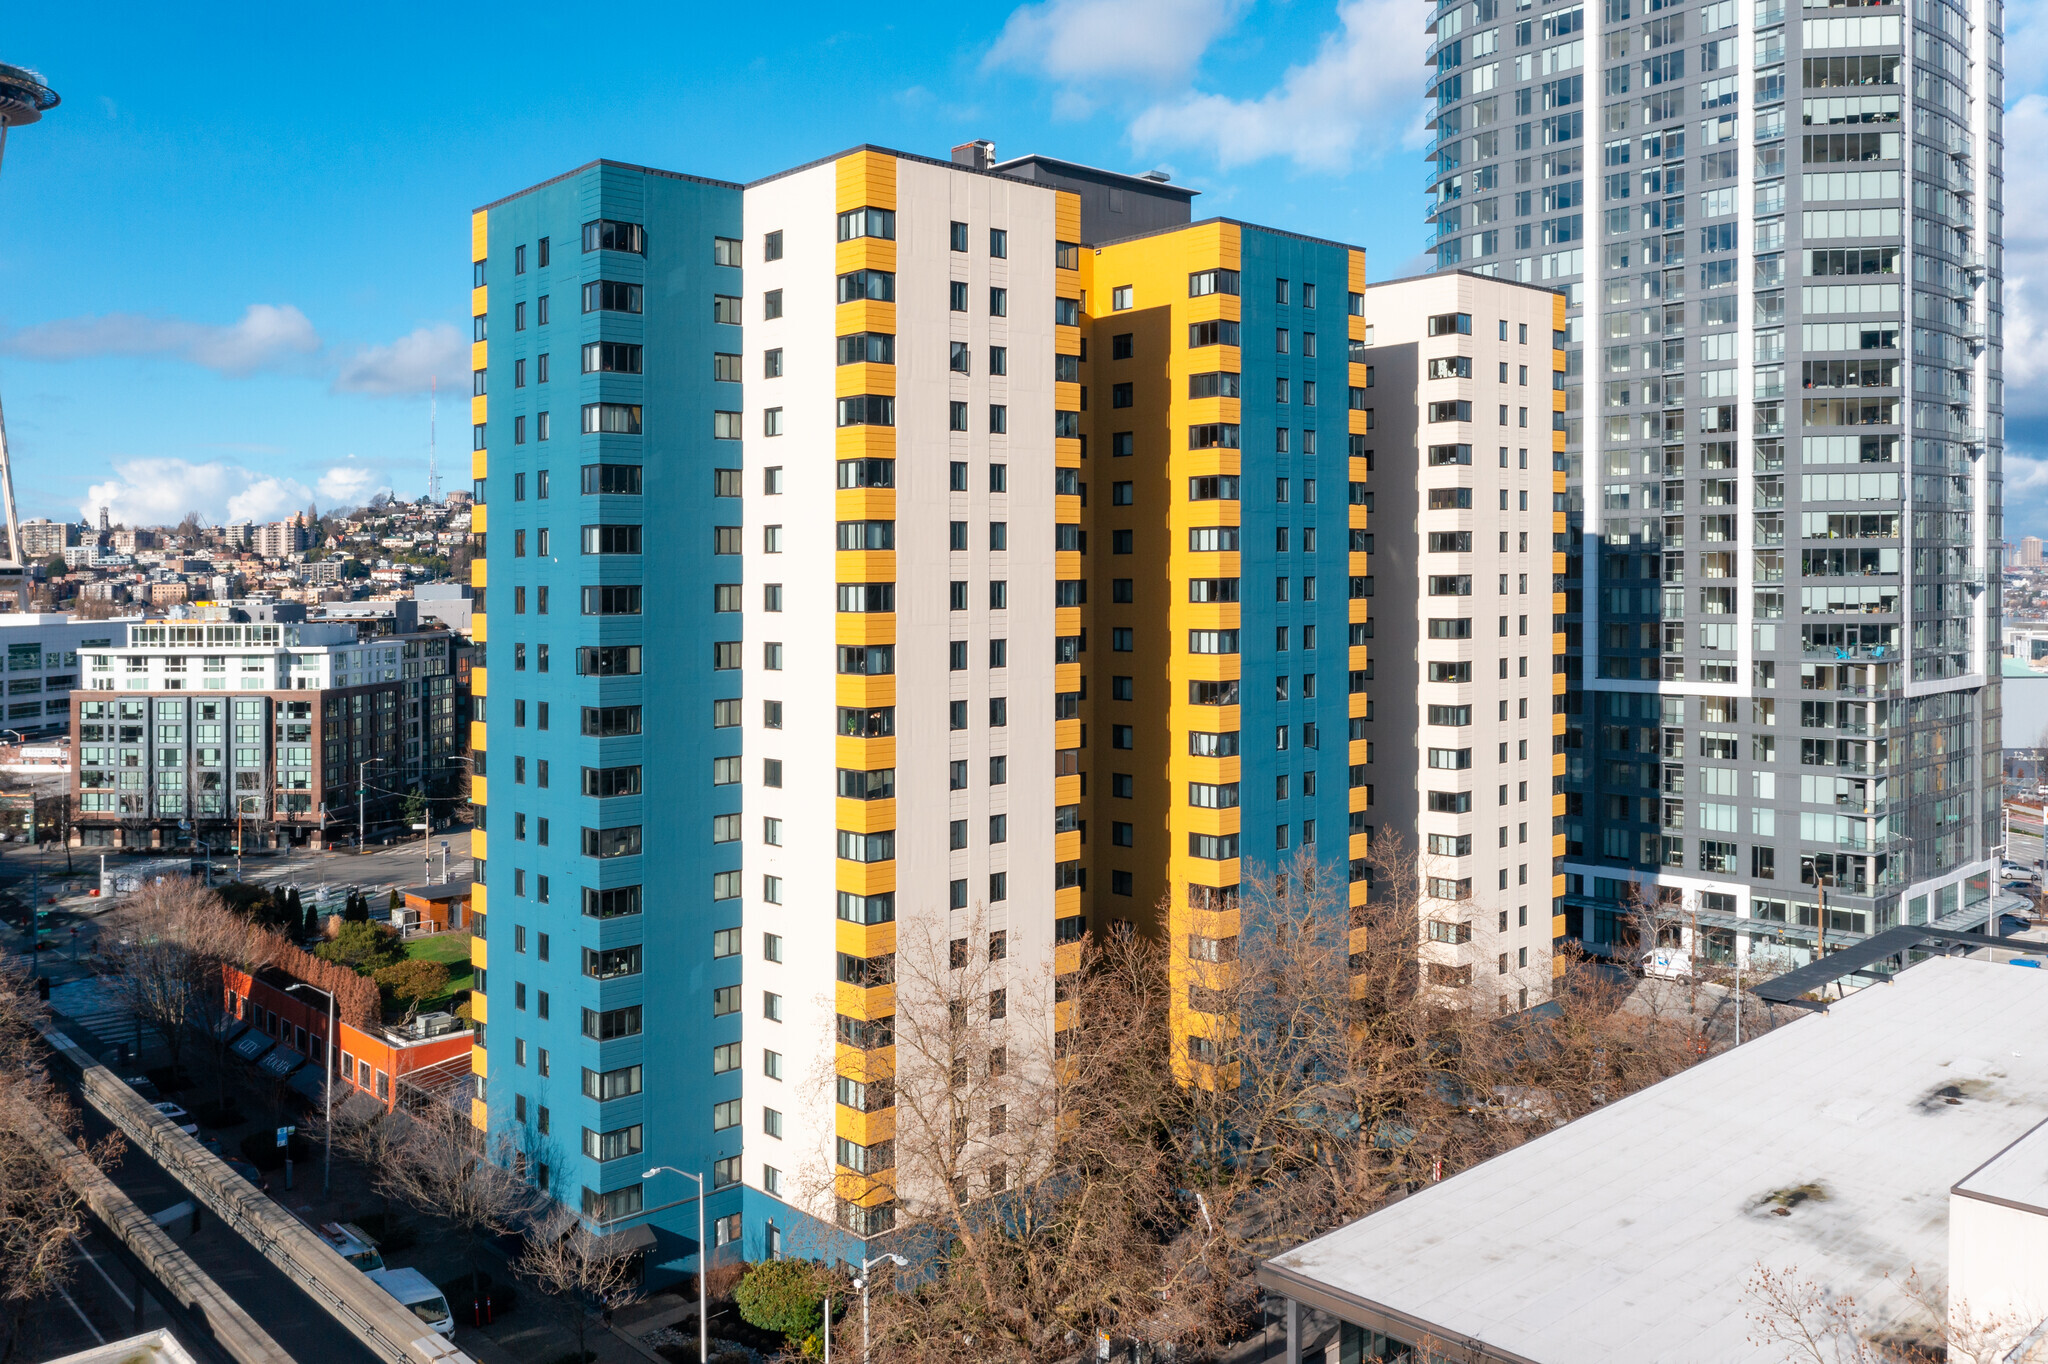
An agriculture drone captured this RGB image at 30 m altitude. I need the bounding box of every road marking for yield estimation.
[55,1281,105,1345]
[72,1234,136,1311]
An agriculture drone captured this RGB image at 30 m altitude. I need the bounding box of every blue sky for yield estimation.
[3,1,2046,535]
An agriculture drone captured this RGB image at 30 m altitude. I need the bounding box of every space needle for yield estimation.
[0,63,58,610]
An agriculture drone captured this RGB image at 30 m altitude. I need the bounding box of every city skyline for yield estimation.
[1,3,2044,531]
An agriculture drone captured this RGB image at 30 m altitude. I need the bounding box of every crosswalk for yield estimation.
[48,976,165,1069]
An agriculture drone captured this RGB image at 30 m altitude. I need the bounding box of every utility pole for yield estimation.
[357,757,381,853]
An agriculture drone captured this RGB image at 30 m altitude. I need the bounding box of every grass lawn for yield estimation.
[402,932,474,1015]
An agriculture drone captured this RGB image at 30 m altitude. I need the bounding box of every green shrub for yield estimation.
[373,958,450,1005]
[315,920,402,974]
[734,1259,828,1340]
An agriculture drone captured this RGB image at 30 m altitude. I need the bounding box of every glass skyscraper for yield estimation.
[1425,0,2006,954]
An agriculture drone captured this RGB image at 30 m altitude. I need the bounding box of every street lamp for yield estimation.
[285,982,335,1197]
[643,1166,707,1364]
[854,1253,908,1364]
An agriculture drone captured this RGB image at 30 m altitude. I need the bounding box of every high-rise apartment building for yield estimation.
[472,142,1583,1274]
[18,518,73,560]
[1425,0,2005,951]
[1065,215,1371,1076]
[2018,534,2041,567]
[1360,272,1569,1010]
[737,148,1071,1246]
[468,162,748,1271]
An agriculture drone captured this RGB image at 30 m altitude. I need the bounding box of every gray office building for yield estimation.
[1424,0,2005,957]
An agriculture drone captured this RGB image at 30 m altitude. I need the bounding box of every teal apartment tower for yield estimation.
[469,163,748,1277]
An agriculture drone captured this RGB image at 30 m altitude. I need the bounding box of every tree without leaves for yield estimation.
[518,1204,646,1364]
[0,959,124,1364]
[833,906,1179,1363]
[376,1098,535,1280]
[325,1105,409,1226]
[861,835,1721,1357]
[1745,1263,2047,1364]
[100,876,271,1087]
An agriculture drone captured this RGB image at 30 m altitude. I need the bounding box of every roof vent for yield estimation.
[952,140,995,171]
[1140,169,1172,183]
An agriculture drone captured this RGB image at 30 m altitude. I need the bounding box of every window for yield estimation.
[583,219,645,254]
[838,270,895,302]
[581,586,642,615]
[581,524,642,555]
[1112,285,1133,310]
[583,1064,642,1100]
[583,886,642,919]
[582,1185,642,1223]
[581,825,642,858]
[989,287,1007,316]
[836,332,894,365]
[581,403,642,435]
[950,220,969,252]
[582,463,641,495]
[837,394,895,428]
[581,1006,642,1040]
[763,229,783,260]
[1188,268,1241,297]
[837,206,897,240]
[582,280,642,314]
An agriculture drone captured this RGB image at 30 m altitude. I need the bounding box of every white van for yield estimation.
[314,1220,385,1272]
[366,1267,454,1337]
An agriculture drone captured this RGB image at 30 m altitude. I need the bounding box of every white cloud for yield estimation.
[333,323,467,397]
[988,0,1247,88]
[81,459,313,528]
[2000,95,2048,423]
[1129,0,1428,171]
[2006,452,2048,495]
[317,463,379,506]
[2,304,319,376]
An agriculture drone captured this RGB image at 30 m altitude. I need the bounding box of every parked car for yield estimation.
[150,1101,198,1135]
[224,1158,269,1190]
[123,1075,161,1102]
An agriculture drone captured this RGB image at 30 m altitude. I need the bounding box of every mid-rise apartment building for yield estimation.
[256,519,308,559]
[69,619,456,848]
[0,613,135,737]
[1424,0,2004,951]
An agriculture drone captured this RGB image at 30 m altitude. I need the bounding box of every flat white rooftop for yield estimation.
[1956,1114,2048,1214]
[1261,956,2048,1363]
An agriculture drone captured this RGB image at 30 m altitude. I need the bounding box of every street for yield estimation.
[0,831,474,984]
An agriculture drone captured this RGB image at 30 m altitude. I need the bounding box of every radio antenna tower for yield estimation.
[427,375,440,503]
[0,63,58,610]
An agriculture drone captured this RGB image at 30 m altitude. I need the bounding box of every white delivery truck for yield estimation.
[365,1267,454,1337]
